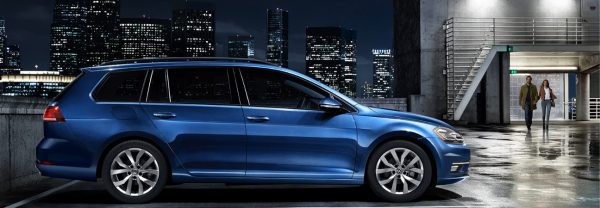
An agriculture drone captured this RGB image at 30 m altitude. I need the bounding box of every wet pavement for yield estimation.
[4,122,599,207]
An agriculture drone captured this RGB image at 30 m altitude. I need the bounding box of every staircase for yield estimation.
[444,17,600,120]
[444,18,495,119]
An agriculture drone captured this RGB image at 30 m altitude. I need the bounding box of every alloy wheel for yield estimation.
[110,148,160,196]
[375,147,424,195]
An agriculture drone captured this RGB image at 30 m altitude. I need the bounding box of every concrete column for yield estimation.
[576,72,590,121]
[418,0,448,118]
[501,52,511,124]
[484,52,511,124]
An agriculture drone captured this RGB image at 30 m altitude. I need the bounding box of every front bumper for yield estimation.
[435,143,470,185]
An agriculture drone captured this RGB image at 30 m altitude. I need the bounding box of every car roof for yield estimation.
[99,57,276,66]
[82,59,360,107]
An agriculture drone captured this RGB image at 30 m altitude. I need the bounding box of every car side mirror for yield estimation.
[319,98,342,112]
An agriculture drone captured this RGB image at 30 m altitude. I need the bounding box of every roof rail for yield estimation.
[99,57,278,66]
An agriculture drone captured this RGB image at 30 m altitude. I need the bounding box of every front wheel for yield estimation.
[101,140,167,203]
[366,140,432,202]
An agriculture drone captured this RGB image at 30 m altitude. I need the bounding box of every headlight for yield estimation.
[434,127,464,144]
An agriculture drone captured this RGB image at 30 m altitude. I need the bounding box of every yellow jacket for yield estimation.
[519,84,538,110]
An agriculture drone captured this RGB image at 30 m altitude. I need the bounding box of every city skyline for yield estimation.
[120,17,171,59]
[266,8,288,67]
[306,27,357,97]
[171,1,216,57]
[0,0,392,86]
[49,0,87,75]
[228,35,255,58]
[0,19,5,67]
[372,49,394,98]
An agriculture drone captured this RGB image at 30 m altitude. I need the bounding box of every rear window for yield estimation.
[94,70,148,102]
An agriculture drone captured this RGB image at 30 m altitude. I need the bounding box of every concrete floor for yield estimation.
[4,122,599,207]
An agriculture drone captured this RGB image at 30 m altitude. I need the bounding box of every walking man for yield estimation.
[519,75,538,130]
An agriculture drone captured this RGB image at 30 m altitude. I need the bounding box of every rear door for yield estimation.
[140,67,247,177]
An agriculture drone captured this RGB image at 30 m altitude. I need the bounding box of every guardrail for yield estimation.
[445,17,600,46]
[567,98,600,120]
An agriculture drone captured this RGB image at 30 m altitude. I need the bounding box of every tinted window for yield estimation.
[241,68,328,110]
[146,69,169,102]
[168,68,233,105]
[94,70,147,102]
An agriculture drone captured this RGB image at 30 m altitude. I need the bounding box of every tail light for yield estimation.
[43,106,65,122]
[37,160,56,165]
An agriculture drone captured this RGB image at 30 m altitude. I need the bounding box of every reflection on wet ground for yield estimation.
[454,122,599,208]
[6,122,599,207]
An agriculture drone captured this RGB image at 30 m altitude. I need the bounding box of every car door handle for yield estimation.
[153,112,176,119]
[246,116,270,122]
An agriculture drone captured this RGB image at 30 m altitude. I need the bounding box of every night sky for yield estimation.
[0,0,393,85]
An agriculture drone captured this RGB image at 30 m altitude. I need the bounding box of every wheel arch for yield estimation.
[95,132,176,183]
[363,131,439,187]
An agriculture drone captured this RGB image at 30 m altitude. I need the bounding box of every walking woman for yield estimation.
[538,79,557,129]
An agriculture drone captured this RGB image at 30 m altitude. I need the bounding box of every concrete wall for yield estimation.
[581,0,600,19]
[0,97,49,193]
[591,70,600,98]
[448,0,582,18]
[418,0,448,118]
[394,0,421,99]
[356,98,408,112]
[485,52,511,124]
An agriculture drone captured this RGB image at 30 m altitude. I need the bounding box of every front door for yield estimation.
[238,68,357,179]
[141,68,246,177]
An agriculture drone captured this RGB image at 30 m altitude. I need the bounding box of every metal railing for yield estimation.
[444,17,600,120]
[569,98,600,120]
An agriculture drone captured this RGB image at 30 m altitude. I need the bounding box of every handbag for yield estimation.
[551,99,555,107]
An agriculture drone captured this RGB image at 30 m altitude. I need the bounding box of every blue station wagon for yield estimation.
[36,58,470,203]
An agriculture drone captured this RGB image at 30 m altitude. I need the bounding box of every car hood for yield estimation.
[366,107,454,130]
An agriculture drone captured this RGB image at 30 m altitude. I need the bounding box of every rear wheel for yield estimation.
[366,140,432,202]
[101,140,167,203]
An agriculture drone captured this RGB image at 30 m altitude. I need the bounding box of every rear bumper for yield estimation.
[36,137,97,181]
[37,164,97,181]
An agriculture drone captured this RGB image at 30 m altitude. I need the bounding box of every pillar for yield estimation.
[576,72,590,121]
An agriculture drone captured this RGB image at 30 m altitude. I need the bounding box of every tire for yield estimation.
[101,140,167,203]
[366,140,432,202]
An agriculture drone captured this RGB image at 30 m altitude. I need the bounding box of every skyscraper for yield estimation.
[1,45,21,75]
[50,0,87,75]
[0,19,6,67]
[306,27,357,97]
[266,8,288,67]
[120,17,170,59]
[360,81,373,98]
[171,1,215,57]
[86,0,120,67]
[372,49,395,98]
[227,35,255,58]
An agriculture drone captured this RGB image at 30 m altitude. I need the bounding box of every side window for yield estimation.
[94,70,147,102]
[168,68,233,105]
[241,68,328,110]
[146,69,169,102]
